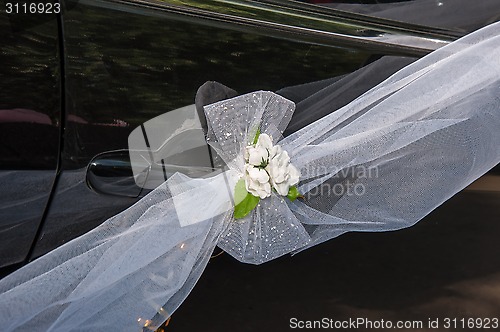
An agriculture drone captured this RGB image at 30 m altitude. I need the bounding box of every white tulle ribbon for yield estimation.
[0,22,499,332]
[170,170,239,227]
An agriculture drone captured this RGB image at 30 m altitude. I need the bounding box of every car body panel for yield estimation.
[0,0,498,272]
[0,13,61,267]
[31,0,394,258]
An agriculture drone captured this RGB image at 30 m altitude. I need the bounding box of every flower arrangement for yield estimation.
[234,130,301,219]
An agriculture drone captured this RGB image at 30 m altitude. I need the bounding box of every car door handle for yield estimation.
[87,104,217,197]
[86,150,144,198]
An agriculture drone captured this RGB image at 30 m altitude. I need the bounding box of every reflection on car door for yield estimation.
[0,13,61,267]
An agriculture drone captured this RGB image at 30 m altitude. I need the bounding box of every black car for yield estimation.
[1,0,499,330]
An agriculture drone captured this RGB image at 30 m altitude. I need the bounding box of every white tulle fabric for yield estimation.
[1,22,499,331]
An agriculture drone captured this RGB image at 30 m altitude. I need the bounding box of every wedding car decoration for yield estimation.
[234,130,301,219]
[0,22,499,332]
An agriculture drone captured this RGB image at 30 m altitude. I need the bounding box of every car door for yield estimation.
[0,11,61,267]
[23,0,458,260]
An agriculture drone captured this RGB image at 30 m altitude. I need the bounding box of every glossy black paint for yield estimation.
[0,0,497,275]
[170,190,500,331]
[0,12,60,169]
[0,12,61,267]
[31,0,390,258]
[0,0,499,329]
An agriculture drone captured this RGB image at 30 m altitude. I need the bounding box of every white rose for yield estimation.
[245,144,268,167]
[245,133,273,166]
[256,133,273,149]
[242,132,299,199]
[267,149,300,196]
[244,164,272,199]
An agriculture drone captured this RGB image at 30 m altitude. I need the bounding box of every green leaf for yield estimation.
[252,127,261,145]
[287,186,301,201]
[234,178,247,205]
[234,192,260,219]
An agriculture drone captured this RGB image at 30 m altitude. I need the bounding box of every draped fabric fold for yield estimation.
[0,22,499,331]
